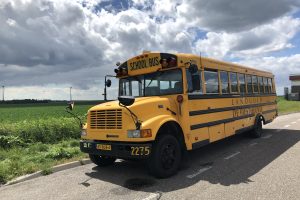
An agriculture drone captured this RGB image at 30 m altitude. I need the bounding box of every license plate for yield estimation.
[96,144,111,151]
[130,146,151,156]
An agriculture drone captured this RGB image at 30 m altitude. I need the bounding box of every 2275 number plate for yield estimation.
[131,146,150,156]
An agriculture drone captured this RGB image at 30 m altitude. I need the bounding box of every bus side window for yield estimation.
[238,73,246,94]
[268,78,273,93]
[204,70,219,94]
[252,75,258,93]
[230,72,238,93]
[272,78,275,93]
[263,77,268,93]
[186,69,202,94]
[246,75,253,93]
[258,76,263,93]
[220,71,229,94]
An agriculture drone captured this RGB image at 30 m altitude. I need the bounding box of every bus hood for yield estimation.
[89,96,175,119]
[87,96,178,136]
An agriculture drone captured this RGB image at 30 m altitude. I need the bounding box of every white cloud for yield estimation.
[238,54,300,95]
[0,0,299,99]
[194,16,300,59]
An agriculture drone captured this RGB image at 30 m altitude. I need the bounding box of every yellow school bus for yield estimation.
[79,52,277,178]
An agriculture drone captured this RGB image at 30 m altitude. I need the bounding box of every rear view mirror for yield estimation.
[118,96,135,106]
[188,64,198,74]
[106,79,112,87]
[67,101,74,110]
[191,74,201,91]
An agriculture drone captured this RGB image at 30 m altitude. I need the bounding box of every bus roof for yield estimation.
[175,52,274,77]
[116,52,274,78]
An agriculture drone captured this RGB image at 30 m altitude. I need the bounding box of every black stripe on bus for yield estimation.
[188,93,277,100]
[190,114,255,130]
[262,109,277,114]
[235,125,254,134]
[189,102,276,116]
[192,139,210,150]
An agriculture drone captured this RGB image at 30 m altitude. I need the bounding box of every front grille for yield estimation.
[89,109,122,129]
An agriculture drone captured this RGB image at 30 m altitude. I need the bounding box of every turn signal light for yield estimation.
[127,129,152,138]
[141,129,152,138]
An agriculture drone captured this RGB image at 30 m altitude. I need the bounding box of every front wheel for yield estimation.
[147,134,182,178]
[89,154,116,167]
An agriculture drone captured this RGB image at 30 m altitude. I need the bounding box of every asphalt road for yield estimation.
[1,113,300,200]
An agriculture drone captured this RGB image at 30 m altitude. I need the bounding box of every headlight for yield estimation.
[81,129,87,136]
[127,129,152,138]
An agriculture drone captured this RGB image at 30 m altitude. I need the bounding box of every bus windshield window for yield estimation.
[119,69,182,97]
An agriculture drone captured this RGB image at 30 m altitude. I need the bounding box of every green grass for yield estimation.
[277,96,300,114]
[0,139,87,184]
[0,102,97,184]
[0,104,93,123]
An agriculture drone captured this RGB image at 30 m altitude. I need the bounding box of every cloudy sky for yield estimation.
[0,0,300,100]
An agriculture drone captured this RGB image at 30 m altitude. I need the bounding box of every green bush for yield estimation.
[45,147,80,160]
[0,135,26,149]
[0,160,10,184]
[0,117,81,144]
[0,104,91,183]
[27,143,49,152]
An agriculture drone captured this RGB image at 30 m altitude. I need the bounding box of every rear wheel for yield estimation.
[147,134,182,178]
[89,154,116,166]
[251,117,263,138]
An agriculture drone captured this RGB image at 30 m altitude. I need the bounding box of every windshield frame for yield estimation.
[119,68,183,97]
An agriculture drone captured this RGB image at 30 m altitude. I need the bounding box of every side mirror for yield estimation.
[188,64,198,74]
[191,74,201,91]
[67,101,74,110]
[118,96,135,106]
[106,79,112,87]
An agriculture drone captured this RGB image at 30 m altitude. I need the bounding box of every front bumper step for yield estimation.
[80,140,152,159]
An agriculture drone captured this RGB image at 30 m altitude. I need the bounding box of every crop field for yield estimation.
[0,101,99,184]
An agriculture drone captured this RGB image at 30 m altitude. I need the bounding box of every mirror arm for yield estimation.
[119,103,141,130]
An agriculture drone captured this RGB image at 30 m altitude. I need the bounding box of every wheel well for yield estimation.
[257,114,266,125]
[156,121,186,151]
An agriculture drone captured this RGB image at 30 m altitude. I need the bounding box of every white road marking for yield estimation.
[284,125,291,128]
[224,152,240,160]
[262,134,272,139]
[186,166,212,179]
[141,192,162,200]
[249,142,258,146]
[291,121,297,124]
[276,129,282,132]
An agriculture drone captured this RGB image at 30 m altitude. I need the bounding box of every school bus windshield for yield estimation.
[119,68,183,97]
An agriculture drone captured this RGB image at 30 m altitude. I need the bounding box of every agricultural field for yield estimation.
[0,101,101,184]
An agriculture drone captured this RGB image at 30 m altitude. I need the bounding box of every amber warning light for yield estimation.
[114,62,128,76]
[160,56,177,69]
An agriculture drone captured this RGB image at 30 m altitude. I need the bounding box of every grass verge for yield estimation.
[277,96,300,114]
[0,139,87,184]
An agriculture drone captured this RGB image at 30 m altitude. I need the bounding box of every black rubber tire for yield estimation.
[147,134,182,178]
[89,154,116,167]
[251,117,263,138]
